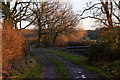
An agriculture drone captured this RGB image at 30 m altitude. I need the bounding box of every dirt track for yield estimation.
[32,49,57,78]
[32,48,100,79]
[38,49,99,78]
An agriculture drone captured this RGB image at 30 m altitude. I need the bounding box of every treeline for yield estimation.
[22,28,87,47]
[86,29,100,40]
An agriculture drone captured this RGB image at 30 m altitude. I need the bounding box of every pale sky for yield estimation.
[69,0,98,30]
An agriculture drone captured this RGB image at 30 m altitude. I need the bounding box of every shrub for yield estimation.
[105,60,120,77]
[88,27,120,66]
[2,27,27,78]
[88,43,108,65]
[109,60,120,71]
[55,34,68,47]
[68,40,96,46]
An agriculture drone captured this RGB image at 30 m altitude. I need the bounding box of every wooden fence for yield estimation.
[65,46,89,53]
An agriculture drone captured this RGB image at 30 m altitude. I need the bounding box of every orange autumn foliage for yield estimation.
[2,27,26,77]
[68,29,87,42]
[55,34,68,47]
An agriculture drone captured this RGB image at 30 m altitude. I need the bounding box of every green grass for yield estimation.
[106,60,120,76]
[41,49,113,78]
[15,54,42,78]
[39,49,57,52]
[30,44,36,49]
[40,52,69,78]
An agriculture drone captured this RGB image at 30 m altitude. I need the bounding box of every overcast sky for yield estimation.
[69,0,99,30]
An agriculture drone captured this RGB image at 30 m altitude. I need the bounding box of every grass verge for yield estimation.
[15,54,42,78]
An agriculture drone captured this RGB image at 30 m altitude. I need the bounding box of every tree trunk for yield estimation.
[38,18,42,46]
[4,17,14,29]
[53,32,58,47]
[14,23,18,29]
[101,1,113,27]
[38,27,42,45]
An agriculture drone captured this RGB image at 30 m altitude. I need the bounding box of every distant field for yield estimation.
[21,29,38,44]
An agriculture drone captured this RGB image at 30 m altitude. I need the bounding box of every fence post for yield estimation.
[29,45,32,56]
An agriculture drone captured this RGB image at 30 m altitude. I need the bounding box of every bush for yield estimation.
[88,43,107,65]
[68,40,96,46]
[2,27,27,78]
[104,60,120,77]
[109,60,120,71]
[55,34,68,47]
[88,27,120,66]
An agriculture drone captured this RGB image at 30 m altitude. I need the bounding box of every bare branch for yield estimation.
[21,16,37,30]
[79,3,101,16]
[80,16,108,26]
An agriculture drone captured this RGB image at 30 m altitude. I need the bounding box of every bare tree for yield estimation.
[79,0,120,28]
[0,0,36,30]
[28,1,79,46]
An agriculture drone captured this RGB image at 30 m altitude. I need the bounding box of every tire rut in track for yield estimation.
[38,49,100,79]
[32,49,58,78]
